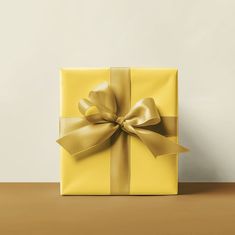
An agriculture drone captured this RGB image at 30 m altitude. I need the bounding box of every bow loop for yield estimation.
[78,83,118,123]
[78,99,105,123]
[124,98,161,127]
[88,82,117,114]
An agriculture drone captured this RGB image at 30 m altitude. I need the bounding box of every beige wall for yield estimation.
[0,0,234,181]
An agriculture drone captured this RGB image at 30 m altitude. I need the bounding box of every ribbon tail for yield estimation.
[57,122,119,156]
[59,117,90,136]
[134,128,188,156]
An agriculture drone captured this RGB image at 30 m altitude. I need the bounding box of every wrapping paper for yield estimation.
[60,68,179,195]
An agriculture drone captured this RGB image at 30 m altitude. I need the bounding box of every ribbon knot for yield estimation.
[115,116,124,126]
[57,82,188,157]
[115,116,131,133]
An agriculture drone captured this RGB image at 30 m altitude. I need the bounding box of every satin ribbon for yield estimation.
[57,68,188,194]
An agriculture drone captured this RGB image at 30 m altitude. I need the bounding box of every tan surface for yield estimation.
[0,183,235,235]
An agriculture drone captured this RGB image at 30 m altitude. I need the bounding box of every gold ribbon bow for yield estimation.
[57,68,188,194]
[58,82,187,156]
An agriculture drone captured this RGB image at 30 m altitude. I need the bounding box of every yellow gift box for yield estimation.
[58,68,186,195]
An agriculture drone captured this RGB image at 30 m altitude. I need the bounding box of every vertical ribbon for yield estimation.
[110,68,131,195]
